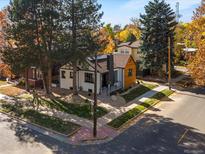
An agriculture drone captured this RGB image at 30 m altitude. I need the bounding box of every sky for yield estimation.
[0,0,202,26]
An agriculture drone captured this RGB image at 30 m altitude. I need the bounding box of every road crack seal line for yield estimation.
[177,129,189,144]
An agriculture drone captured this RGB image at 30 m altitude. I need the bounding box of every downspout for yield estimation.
[78,70,80,90]
[99,73,102,95]
[122,68,124,89]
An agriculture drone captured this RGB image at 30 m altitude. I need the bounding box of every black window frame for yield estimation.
[61,70,66,79]
[84,73,94,83]
[70,72,73,79]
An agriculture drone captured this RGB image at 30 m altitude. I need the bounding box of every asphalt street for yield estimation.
[0,90,205,154]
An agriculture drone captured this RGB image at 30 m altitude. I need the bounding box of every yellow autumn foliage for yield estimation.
[188,2,205,86]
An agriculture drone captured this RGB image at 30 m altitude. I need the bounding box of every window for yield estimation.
[61,71,66,79]
[32,68,36,79]
[70,72,73,78]
[85,73,94,83]
[120,50,129,54]
[114,71,118,82]
[128,69,133,77]
[125,50,129,54]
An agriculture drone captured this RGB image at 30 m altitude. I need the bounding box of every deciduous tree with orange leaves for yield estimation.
[0,10,14,79]
[188,0,205,86]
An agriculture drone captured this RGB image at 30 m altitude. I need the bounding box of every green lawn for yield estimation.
[122,83,158,102]
[41,99,108,120]
[1,103,80,135]
[108,89,174,129]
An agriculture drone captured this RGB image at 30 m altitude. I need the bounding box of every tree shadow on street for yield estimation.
[1,111,205,154]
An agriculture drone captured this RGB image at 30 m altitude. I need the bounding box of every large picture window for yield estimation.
[85,73,94,83]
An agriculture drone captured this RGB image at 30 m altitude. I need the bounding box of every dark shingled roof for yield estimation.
[118,41,141,48]
[88,54,131,73]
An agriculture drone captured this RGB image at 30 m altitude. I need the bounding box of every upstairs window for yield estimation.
[128,69,133,77]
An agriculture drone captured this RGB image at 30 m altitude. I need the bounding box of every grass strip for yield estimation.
[122,83,158,102]
[41,99,108,120]
[108,89,174,129]
[1,103,80,135]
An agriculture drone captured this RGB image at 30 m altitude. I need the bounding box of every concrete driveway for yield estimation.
[0,90,205,154]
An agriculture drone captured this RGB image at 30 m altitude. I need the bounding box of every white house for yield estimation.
[60,54,136,94]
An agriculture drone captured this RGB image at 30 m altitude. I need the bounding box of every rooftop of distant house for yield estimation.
[117,40,141,48]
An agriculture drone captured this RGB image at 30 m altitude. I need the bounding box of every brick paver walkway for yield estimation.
[70,126,118,144]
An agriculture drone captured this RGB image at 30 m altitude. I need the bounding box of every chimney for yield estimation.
[107,54,114,85]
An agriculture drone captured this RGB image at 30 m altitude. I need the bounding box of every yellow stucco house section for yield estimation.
[124,57,136,89]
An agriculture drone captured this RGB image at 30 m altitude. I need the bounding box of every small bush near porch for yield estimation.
[122,83,158,102]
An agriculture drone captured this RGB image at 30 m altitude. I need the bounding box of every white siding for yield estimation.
[78,71,101,94]
[114,68,124,89]
[60,69,101,94]
[60,69,75,90]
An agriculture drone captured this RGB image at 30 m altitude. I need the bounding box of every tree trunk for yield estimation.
[71,0,78,96]
[47,64,52,94]
[25,68,30,92]
[42,71,50,95]
[72,61,78,95]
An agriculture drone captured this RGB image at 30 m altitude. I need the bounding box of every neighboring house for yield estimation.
[60,54,136,94]
[27,65,60,88]
[116,41,143,76]
[27,67,43,88]
[116,41,142,62]
[183,48,197,60]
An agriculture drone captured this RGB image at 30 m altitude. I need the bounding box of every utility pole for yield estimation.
[93,53,98,137]
[168,37,172,90]
[175,2,182,23]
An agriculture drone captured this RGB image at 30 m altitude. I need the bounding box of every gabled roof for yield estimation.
[61,54,134,74]
[88,54,133,73]
[114,54,131,68]
[118,41,141,49]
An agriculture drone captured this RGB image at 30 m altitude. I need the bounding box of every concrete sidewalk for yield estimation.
[0,84,172,144]
[0,85,169,128]
[97,85,168,126]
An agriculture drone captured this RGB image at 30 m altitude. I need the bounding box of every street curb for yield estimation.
[0,110,81,138]
[0,89,176,145]
[107,90,175,131]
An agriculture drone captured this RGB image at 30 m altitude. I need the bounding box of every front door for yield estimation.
[102,73,108,87]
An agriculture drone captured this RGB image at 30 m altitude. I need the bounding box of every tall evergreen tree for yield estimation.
[140,0,177,76]
[62,0,103,95]
[1,1,39,91]
[2,0,63,94]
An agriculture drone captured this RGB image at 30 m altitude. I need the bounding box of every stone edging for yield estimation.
[107,91,175,131]
[0,110,81,138]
